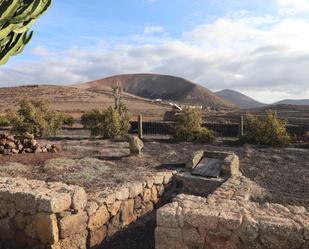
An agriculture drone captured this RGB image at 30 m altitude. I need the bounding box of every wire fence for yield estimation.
[0,120,308,139]
[129,121,309,138]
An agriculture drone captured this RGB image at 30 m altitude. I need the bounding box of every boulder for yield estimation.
[129,136,144,155]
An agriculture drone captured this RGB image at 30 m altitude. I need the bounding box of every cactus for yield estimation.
[0,0,52,65]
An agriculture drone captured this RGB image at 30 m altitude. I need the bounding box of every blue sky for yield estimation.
[23,0,276,54]
[1,0,309,103]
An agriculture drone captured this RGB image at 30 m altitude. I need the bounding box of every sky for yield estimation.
[1,0,309,103]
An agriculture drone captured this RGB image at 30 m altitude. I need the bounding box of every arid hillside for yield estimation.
[75,73,237,108]
[0,85,171,120]
[216,89,267,109]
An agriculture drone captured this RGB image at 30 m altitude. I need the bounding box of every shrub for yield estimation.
[6,99,68,137]
[0,115,10,127]
[240,110,291,147]
[60,113,74,126]
[81,106,130,138]
[172,108,215,143]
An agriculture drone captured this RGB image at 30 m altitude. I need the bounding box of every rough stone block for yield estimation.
[134,196,142,210]
[142,188,151,202]
[88,205,110,231]
[157,204,179,228]
[157,184,165,197]
[35,213,59,244]
[54,231,87,249]
[14,192,37,214]
[88,226,107,248]
[129,182,143,198]
[129,136,144,155]
[154,174,165,185]
[70,187,87,211]
[151,185,158,202]
[121,199,135,226]
[184,207,219,230]
[115,187,129,201]
[107,201,121,216]
[59,212,88,239]
[85,201,98,216]
[37,193,72,213]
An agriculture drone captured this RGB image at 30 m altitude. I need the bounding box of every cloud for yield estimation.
[277,0,309,15]
[144,26,164,35]
[1,5,309,103]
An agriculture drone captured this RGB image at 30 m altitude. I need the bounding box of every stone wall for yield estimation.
[155,176,309,249]
[0,170,175,249]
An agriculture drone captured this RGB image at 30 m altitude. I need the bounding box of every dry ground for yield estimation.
[0,138,308,208]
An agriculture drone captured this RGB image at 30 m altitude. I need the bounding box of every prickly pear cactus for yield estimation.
[0,0,51,65]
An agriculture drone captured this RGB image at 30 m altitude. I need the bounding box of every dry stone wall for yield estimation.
[155,175,309,249]
[0,170,175,249]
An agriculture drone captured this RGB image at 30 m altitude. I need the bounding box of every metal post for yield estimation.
[240,115,244,137]
[138,114,143,139]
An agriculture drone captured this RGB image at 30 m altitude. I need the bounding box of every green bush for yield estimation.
[240,110,291,147]
[60,113,74,126]
[172,108,215,143]
[7,99,68,137]
[0,115,10,127]
[81,106,130,138]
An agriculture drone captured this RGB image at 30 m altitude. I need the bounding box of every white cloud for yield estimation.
[144,26,164,35]
[276,0,309,15]
[277,0,309,15]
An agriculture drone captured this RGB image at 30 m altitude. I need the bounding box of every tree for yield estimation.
[0,0,52,65]
[7,98,70,137]
[81,83,131,138]
[240,110,291,147]
[81,107,130,138]
[172,108,215,143]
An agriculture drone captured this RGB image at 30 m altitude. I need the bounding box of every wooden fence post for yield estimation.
[138,114,143,139]
[239,115,244,137]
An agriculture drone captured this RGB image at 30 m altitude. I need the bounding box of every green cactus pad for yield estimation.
[0,0,51,65]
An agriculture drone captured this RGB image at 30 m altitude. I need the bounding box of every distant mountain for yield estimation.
[216,89,267,109]
[75,74,237,109]
[273,99,309,105]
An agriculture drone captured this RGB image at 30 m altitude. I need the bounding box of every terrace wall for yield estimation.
[155,176,309,249]
[0,170,175,249]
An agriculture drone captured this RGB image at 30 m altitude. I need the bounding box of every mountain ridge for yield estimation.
[273,99,309,106]
[216,89,267,109]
